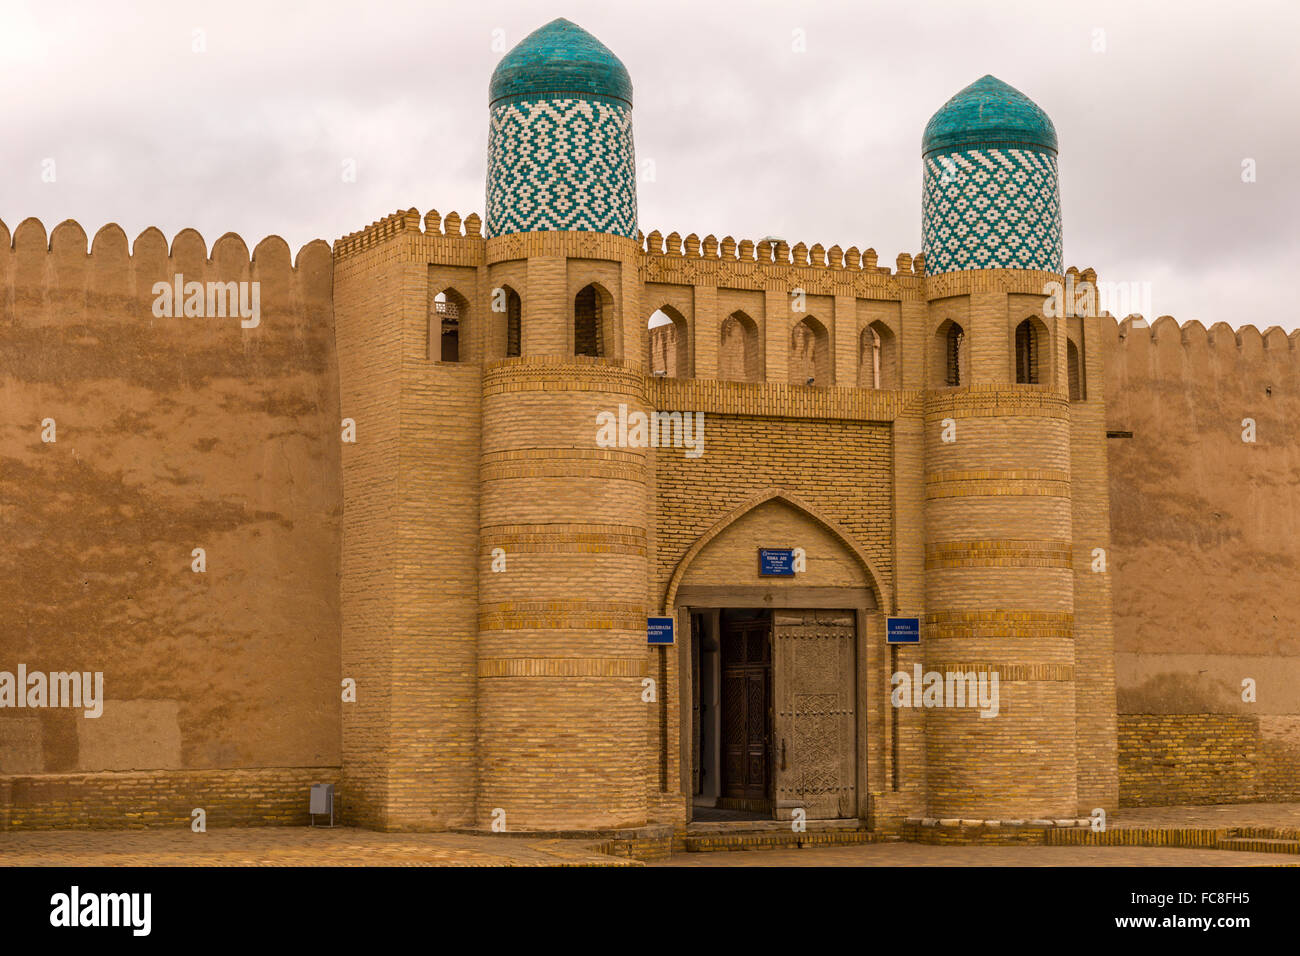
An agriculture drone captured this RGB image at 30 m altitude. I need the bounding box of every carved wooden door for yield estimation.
[773,611,857,819]
[721,618,771,804]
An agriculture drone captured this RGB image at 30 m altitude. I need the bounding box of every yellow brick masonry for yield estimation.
[0,769,339,830]
[1119,715,1256,808]
[478,356,650,830]
[325,219,1117,831]
[922,350,1080,817]
[477,659,648,678]
[0,202,1223,836]
[924,539,1073,570]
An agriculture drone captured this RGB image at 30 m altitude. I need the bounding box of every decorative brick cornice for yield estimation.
[925,469,1070,499]
[477,657,648,678]
[486,230,642,264]
[483,356,647,398]
[649,378,919,422]
[639,250,914,300]
[923,268,1062,299]
[481,523,648,556]
[925,539,1073,570]
[923,662,1075,682]
[478,600,645,631]
[481,447,647,482]
[924,610,1074,641]
[924,385,1069,421]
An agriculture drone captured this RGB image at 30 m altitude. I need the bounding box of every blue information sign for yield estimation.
[647,617,675,645]
[758,548,796,577]
[886,617,920,644]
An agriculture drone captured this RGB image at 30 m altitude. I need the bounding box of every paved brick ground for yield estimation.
[0,828,1291,867]
[1107,803,1300,831]
[0,828,624,867]
[3,804,1298,867]
[658,844,1294,866]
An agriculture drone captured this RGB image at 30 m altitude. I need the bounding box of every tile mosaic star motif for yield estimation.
[922,147,1062,275]
[487,96,637,238]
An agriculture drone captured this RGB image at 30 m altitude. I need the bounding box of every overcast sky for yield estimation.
[2,0,1296,330]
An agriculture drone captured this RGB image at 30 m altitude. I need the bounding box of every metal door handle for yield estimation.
[780,738,787,771]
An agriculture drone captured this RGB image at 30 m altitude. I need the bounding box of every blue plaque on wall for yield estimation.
[758,548,796,576]
[886,617,921,644]
[647,617,675,645]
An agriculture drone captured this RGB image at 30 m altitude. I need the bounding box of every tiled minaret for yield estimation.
[486,18,638,238]
[921,75,1062,274]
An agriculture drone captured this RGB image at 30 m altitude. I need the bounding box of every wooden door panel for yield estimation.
[721,618,771,804]
[773,611,857,819]
[691,613,701,795]
[722,672,746,797]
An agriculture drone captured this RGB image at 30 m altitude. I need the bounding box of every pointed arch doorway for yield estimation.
[667,490,889,823]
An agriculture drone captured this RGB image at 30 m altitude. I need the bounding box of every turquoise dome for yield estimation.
[489,18,632,106]
[485,18,638,238]
[922,75,1057,157]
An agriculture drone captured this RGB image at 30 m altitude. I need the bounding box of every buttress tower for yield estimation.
[477,18,653,828]
[918,76,1090,818]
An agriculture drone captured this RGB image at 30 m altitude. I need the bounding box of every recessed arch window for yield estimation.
[858,321,898,389]
[789,316,830,386]
[1015,317,1049,385]
[720,311,760,383]
[575,283,615,358]
[1067,337,1084,401]
[430,288,469,362]
[498,285,522,358]
[934,319,966,387]
[648,307,689,377]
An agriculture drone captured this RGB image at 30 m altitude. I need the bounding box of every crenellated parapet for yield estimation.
[637,226,924,299]
[1,216,331,272]
[333,207,486,267]
[0,216,332,328]
[1104,313,1300,363]
[328,203,1300,404]
[639,227,904,272]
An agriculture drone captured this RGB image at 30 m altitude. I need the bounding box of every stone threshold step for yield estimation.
[683,831,881,852]
[449,824,674,841]
[687,820,868,834]
[1218,838,1300,854]
[1228,827,1300,841]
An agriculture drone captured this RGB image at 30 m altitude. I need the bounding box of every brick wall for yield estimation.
[1106,315,1300,809]
[1118,715,1257,807]
[0,216,341,783]
[0,767,339,830]
[653,409,894,596]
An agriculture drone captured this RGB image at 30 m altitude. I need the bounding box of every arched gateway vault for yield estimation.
[663,488,891,613]
[662,489,892,824]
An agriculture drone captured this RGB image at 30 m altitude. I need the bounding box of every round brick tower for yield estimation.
[477,18,650,830]
[919,76,1079,819]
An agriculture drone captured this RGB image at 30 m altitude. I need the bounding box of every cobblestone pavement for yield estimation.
[0,828,624,867]
[657,844,1296,866]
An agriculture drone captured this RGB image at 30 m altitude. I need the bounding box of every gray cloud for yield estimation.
[2,0,1295,329]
